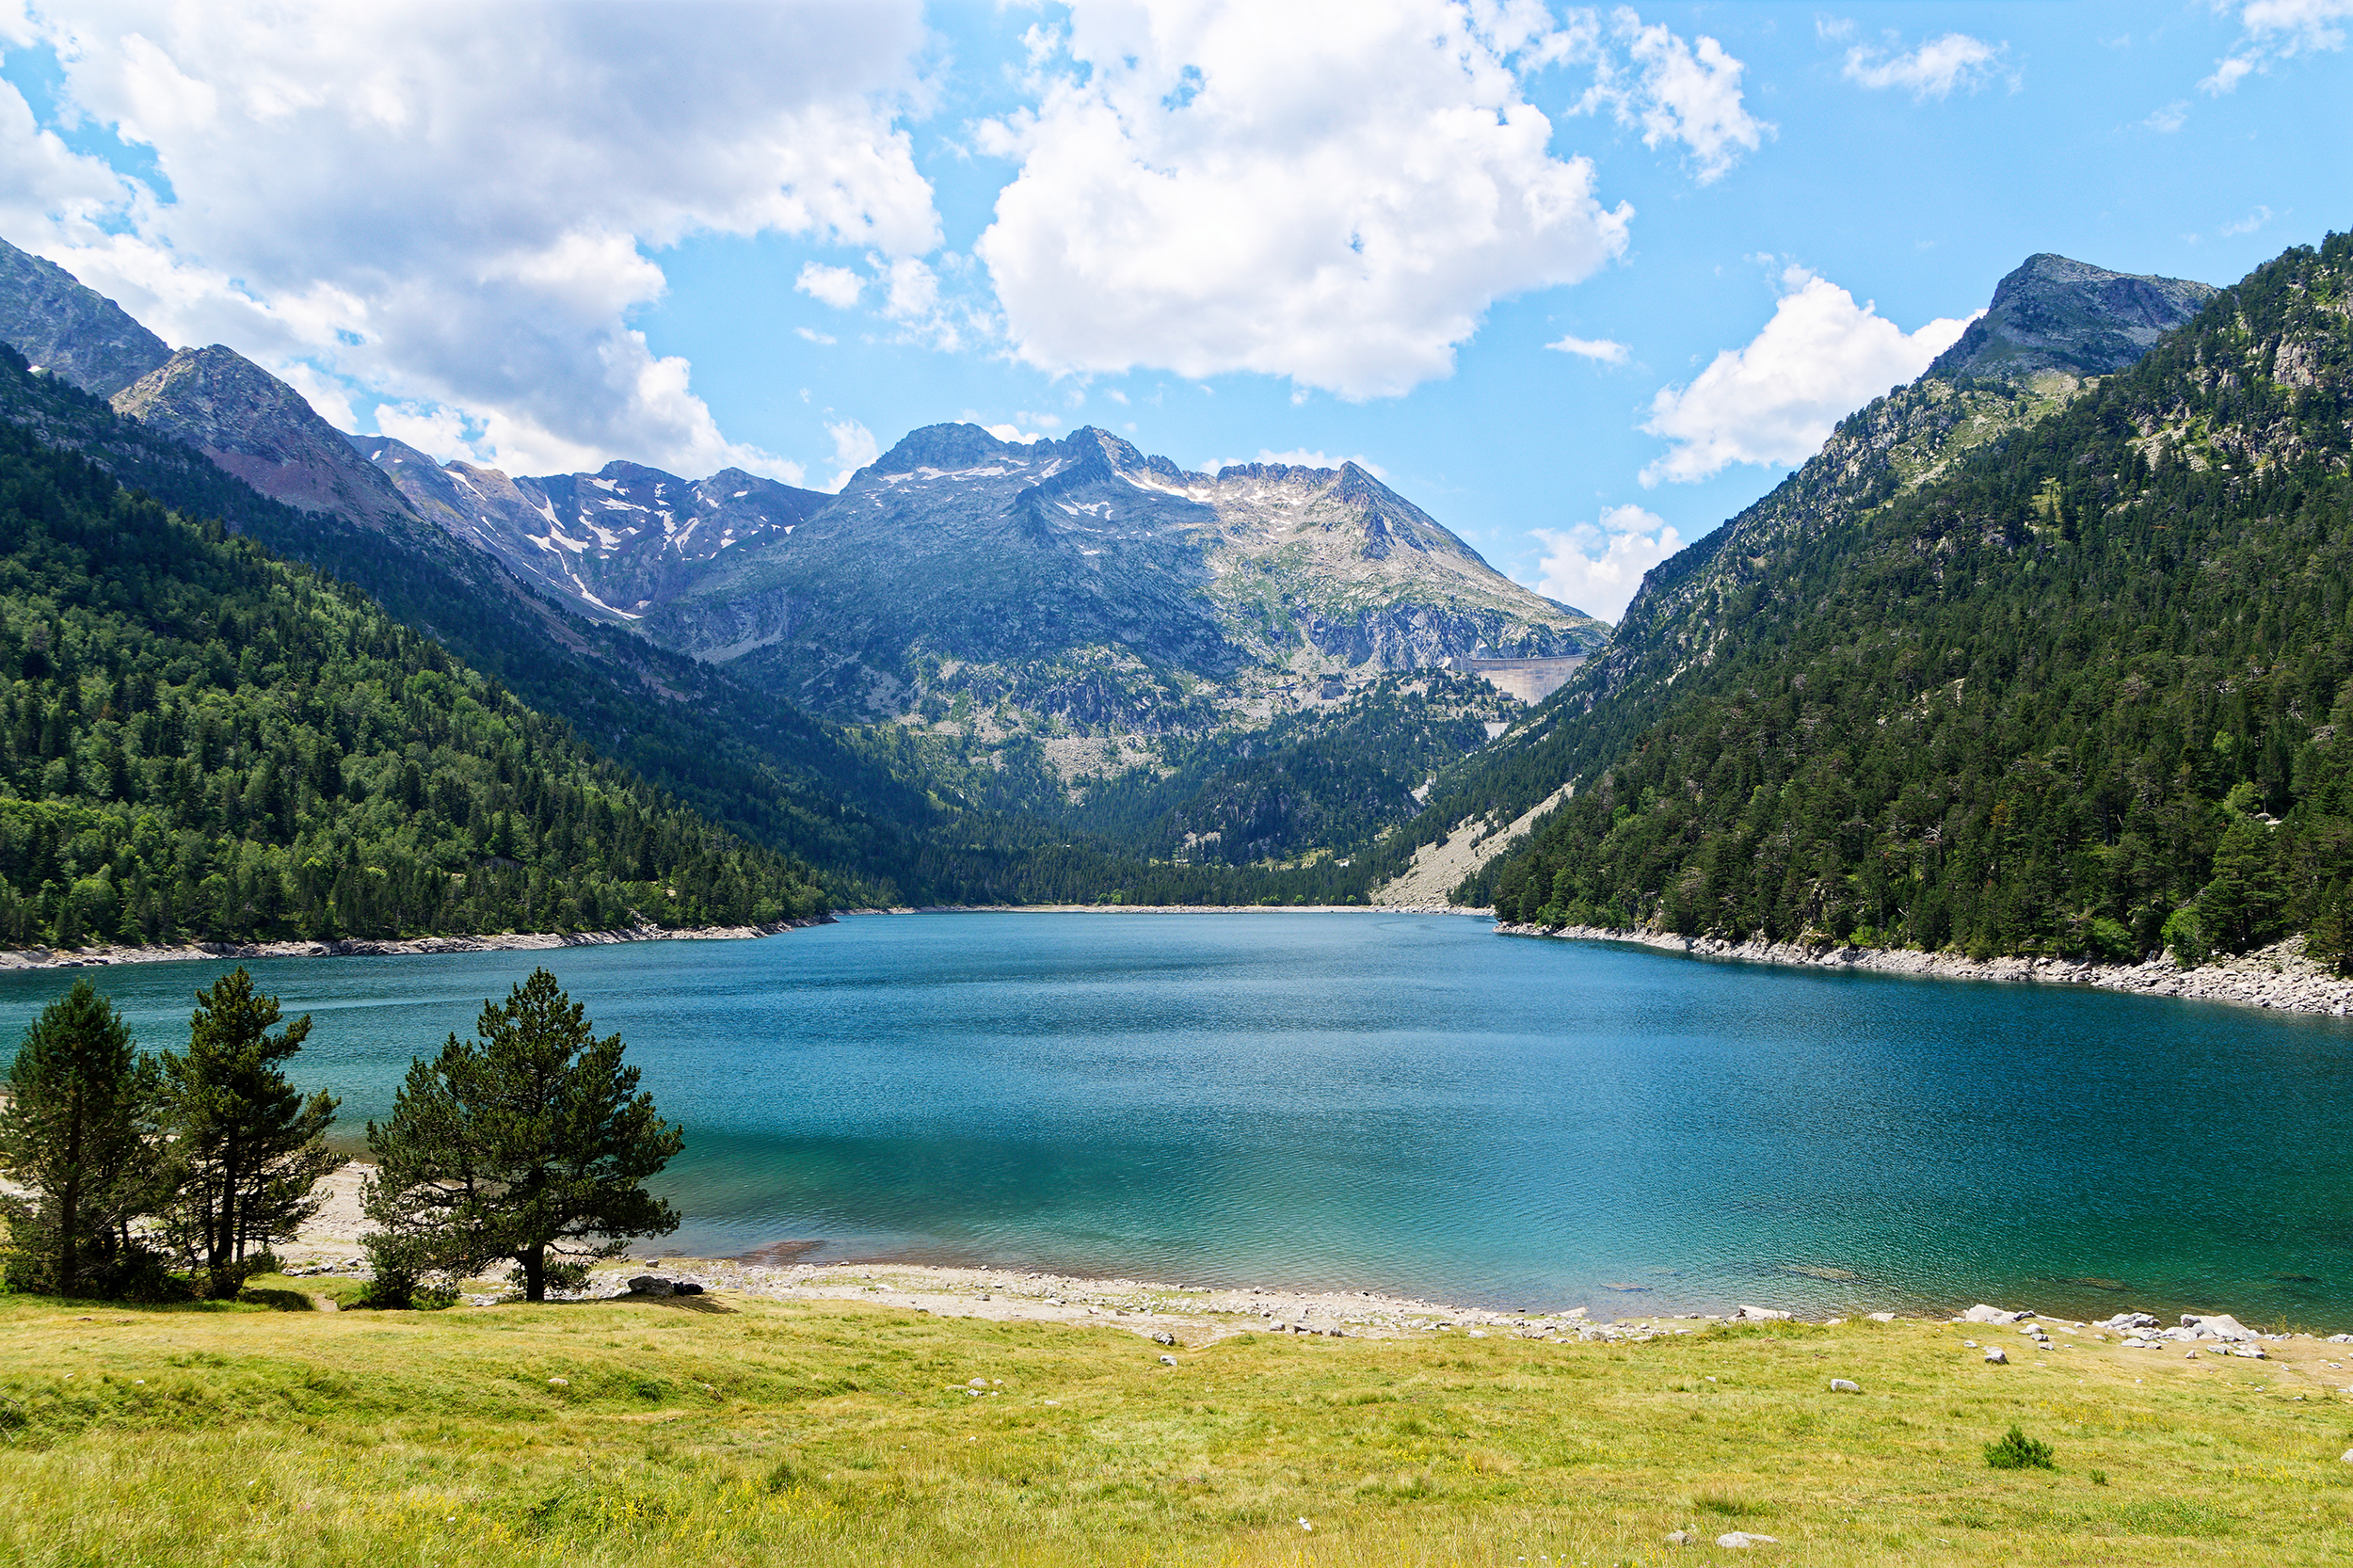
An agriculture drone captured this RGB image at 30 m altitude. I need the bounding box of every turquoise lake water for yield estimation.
[3,911,2347,1327]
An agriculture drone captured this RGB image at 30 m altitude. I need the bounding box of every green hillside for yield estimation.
[0,381,824,947]
[0,346,938,904]
[1472,233,2353,967]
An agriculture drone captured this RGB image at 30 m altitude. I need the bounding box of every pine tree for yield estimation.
[158,968,342,1298]
[0,980,158,1294]
[363,968,681,1302]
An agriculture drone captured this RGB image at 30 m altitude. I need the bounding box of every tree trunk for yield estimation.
[209,1138,242,1299]
[522,1244,546,1303]
[58,1102,82,1296]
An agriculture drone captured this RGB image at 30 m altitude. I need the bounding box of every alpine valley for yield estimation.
[5,226,2352,983]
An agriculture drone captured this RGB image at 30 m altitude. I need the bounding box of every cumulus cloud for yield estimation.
[1841,32,2012,100]
[1546,332,1630,363]
[1570,8,1772,184]
[796,263,865,310]
[984,423,1049,443]
[2203,0,2352,92]
[1529,504,1679,622]
[1641,266,1977,486]
[823,416,878,491]
[4,1,936,477]
[973,0,1640,400]
[2219,204,2277,236]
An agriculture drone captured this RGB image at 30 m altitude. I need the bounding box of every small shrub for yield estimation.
[2089,1468,2109,1485]
[1985,1425,2055,1469]
[2162,906,2209,968]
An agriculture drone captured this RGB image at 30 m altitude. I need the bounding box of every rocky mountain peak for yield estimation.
[0,234,171,398]
[112,345,418,531]
[868,422,1025,475]
[1929,252,2217,382]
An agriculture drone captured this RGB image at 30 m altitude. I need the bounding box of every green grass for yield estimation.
[2,1282,2349,1565]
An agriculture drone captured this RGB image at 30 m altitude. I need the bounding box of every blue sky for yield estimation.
[2,1,2346,618]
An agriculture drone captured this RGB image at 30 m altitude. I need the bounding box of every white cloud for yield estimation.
[823,416,878,490]
[5,2,937,478]
[796,262,865,310]
[1572,8,1773,184]
[973,0,1638,401]
[984,423,1049,443]
[372,400,486,463]
[2143,100,2190,132]
[2219,204,2277,236]
[1641,266,1978,486]
[2204,0,2353,92]
[794,326,837,345]
[1841,32,2011,100]
[1546,332,1630,363]
[1529,504,1679,622]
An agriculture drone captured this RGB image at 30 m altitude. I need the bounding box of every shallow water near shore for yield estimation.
[4,910,2349,1327]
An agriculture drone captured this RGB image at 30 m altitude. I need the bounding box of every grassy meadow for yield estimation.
[0,1277,2348,1566]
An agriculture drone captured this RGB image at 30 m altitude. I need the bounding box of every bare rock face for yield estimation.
[637,424,1604,725]
[111,346,418,533]
[1929,253,2217,382]
[357,436,828,622]
[361,417,1604,729]
[0,235,170,398]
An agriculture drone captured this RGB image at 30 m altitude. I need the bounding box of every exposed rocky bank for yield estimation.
[0,916,831,971]
[1500,923,2353,1017]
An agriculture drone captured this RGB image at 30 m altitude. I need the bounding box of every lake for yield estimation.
[2,911,2346,1327]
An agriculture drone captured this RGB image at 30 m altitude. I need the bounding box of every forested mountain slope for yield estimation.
[0,387,825,945]
[1369,256,2217,899]
[1475,234,2353,966]
[0,337,943,902]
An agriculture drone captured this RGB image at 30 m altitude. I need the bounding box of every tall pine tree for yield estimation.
[364,968,680,1302]
[0,981,158,1294]
[158,968,342,1298]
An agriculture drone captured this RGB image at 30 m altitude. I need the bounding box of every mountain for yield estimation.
[0,250,946,903]
[0,368,824,946]
[1467,234,2353,968]
[113,345,422,535]
[1367,249,2221,898]
[350,436,830,620]
[358,422,1602,733]
[0,238,169,397]
[640,424,1602,728]
[1929,253,2219,381]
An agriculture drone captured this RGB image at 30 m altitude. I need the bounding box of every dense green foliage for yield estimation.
[0,969,343,1301]
[364,968,680,1303]
[0,979,156,1295]
[2,347,1419,906]
[0,346,933,904]
[1047,671,1514,868]
[157,969,339,1298]
[1479,234,2353,967]
[0,405,824,946]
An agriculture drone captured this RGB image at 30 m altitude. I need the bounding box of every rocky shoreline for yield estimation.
[275,1170,2352,1341]
[0,915,832,972]
[1500,922,2353,1017]
[840,904,1488,917]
